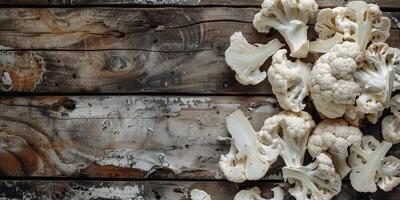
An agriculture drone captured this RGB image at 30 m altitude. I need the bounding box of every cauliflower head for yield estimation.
[268,49,312,112]
[219,110,281,182]
[260,111,315,167]
[282,153,342,200]
[253,0,318,58]
[391,94,400,118]
[308,119,362,178]
[382,115,400,144]
[234,186,284,200]
[349,135,394,192]
[225,32,284,85]
[309,42,362,118]
[190,189,211,200]
[315,1,391,52]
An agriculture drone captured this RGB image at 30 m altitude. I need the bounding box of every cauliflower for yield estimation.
[234,186,284,200]
[354,43,397,106]
[268,49,312,112]
[392,49,400,90]
[309,42,362,118]
[308,119,362,178]
[391,94,400,118]
[377,156,400,192]
[382,115,400,144]
[309,33,344,54]
[253,0,318,58]
[383,95,400,144]
[259,111,316,167]
[349,135,397,192]
[190,189,211,200]
[282,153,342,200]
[355,94,385,117]
[225,32,284,85]
[219,110,281,182]
[315,1,391,52]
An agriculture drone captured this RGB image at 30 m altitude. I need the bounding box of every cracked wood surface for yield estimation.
[0,8,399,94]
[0,0,399,9]
[0,180,375,200]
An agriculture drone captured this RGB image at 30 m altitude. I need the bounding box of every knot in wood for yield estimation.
[1,71,12,91]
[107,56,128,72]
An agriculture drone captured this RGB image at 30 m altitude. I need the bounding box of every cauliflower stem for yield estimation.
[225,32,284,85]
[220,110,280,182]
[350,137,393,192]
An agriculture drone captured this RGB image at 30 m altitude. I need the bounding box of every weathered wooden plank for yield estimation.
[0,8,399,93]
[1,31,400,94]
[0,96,398,180]
[0,0,398,10]
[0,8,399,51]
[0,49,273,94]
[0,180,363,200]
[0,95,283,178]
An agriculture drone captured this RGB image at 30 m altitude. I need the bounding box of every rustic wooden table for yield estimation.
[0,0,399,199]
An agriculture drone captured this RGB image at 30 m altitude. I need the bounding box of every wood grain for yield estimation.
[0,180,364,200]
[0,0,398,9]
[0,95,398,180]
[0,8,399,94]
[0,95,283,178]
[0,8,399,51]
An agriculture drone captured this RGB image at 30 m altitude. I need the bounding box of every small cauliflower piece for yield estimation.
[349,135,395,192]
[391,94,400,118]
[354,43,397,106]
[282,153,342,200]
[383,94,400,144]
[190,189,211,200]
[308,119,362,178]
[382,115,400,144]
[309,42,362,118]
[315,1,391,52]
[268,49,312,112]
[355,94,385,116]
[225,32,284,85]
[377,156,400,192]
[392,49,400,90]
[253,0,318,58]
[219,110,281,182]
[234,186,284,200]
[260,111,316,167]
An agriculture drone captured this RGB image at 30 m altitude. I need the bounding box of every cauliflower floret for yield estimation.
[219,110,281,182]
[382,115,400,144]
[253,0,318,58]
[392,49,400,90]
[349,135,395,192]
[309,42,362,118]
[234,186,284,200]
[225,32,284,85]
[308,119,362,178]
[259,111,315,167]
[190,189,211,200]
[315,1,391,52]
[391,94,400,118]
[356,94,385,115]
[282,153,342,200]
[354,43,397,106]
[377,156,400,192]
[268,49,312,112]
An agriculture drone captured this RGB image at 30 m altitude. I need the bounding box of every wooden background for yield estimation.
[0,0,399,199]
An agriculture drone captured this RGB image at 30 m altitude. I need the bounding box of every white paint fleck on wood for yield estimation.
[65,185,143,200]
